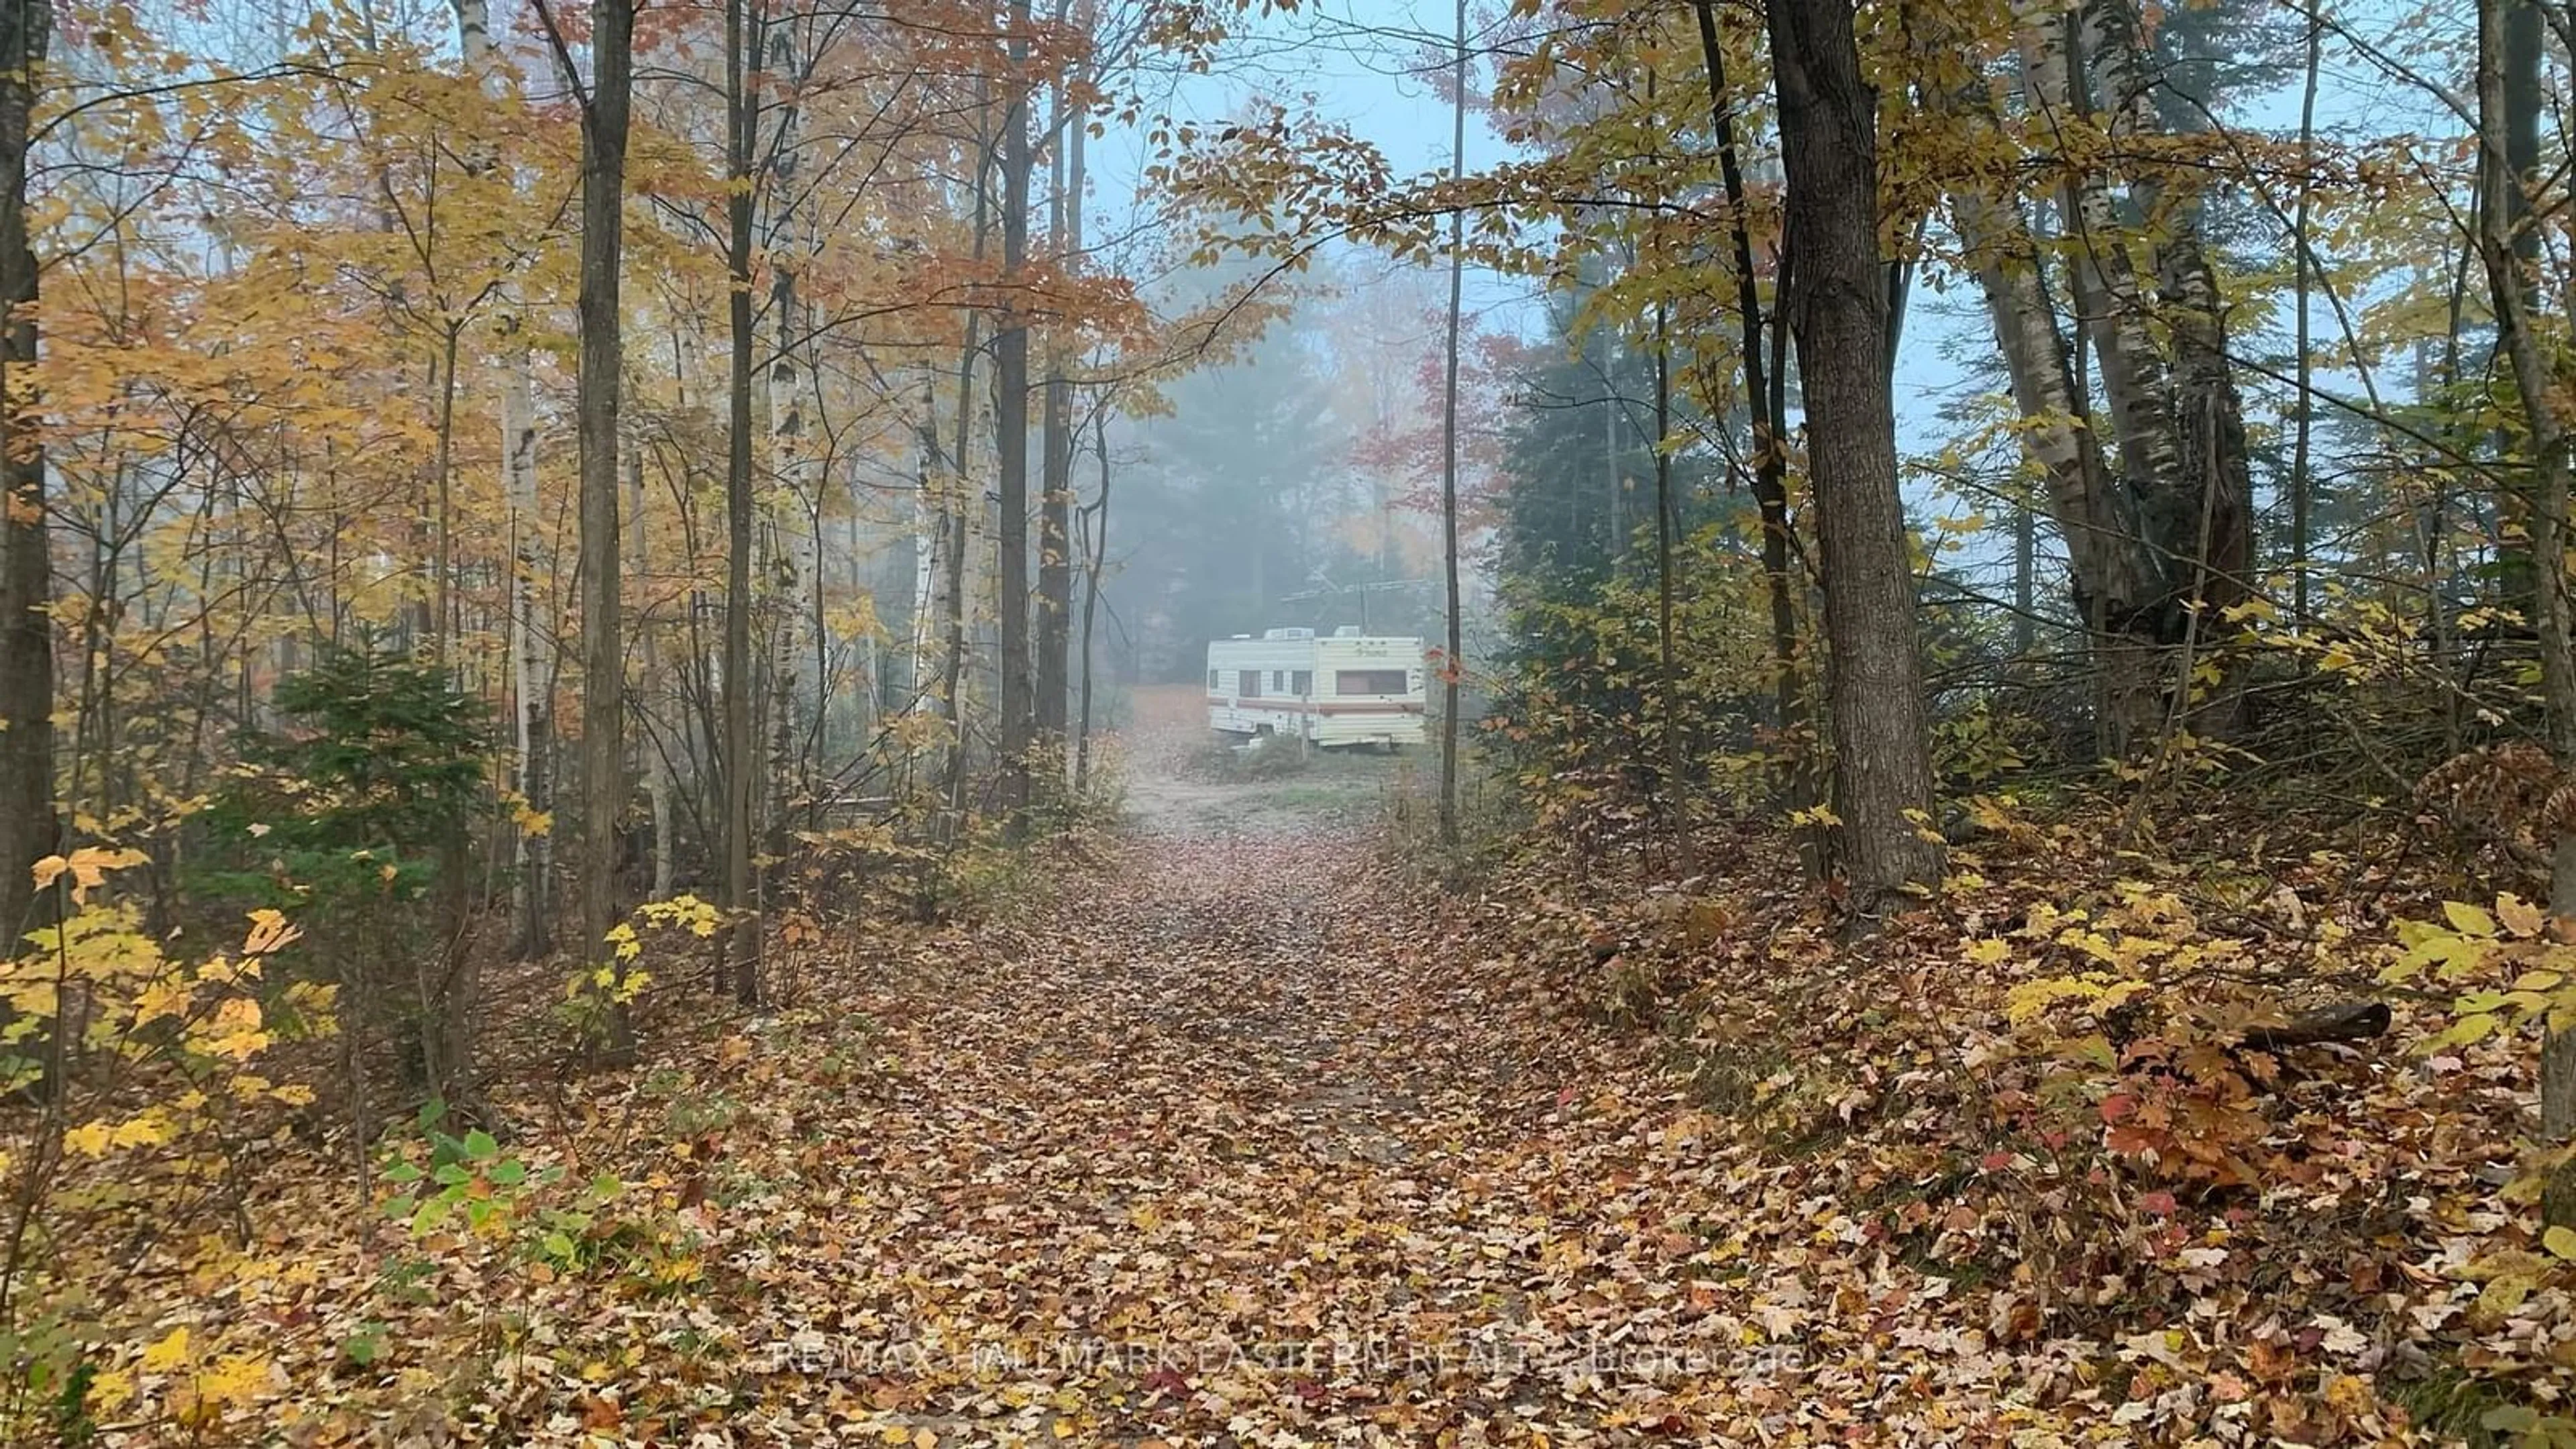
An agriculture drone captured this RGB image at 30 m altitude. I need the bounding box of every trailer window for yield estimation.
[1238,669,1262,697]
[1292,670,1311,696]
[1207,669,1220,692]
[1335,669,1409,696]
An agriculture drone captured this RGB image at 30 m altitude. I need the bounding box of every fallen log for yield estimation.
[2237,1001,2391,1053]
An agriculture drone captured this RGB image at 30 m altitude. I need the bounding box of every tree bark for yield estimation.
[1696,0,1818,878]
[1766,0,1943,910]
[1651,311,1695,876]
[565,0,637,1057]
[2020,0,2181,545]
[630,449,669,900]
[1034,36,1074,798]
[995,0,1035,835]
[1075,402,1111,795]
[2474,0,2576,1232]
[939,99,994,818]
[0,0,54,949]
[452,0,552,955]
[2084,0,2257,641]
[1436,0,1466,852]
[720,0,764,1006]
[1947,187,2153,623]
[2290,7,2319,631]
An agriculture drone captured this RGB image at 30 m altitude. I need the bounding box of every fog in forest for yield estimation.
[15,0,2576,1440]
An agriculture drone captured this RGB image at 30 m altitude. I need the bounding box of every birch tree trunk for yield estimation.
[1948,186,2152,621]
[2019,0,2180,528]
[451,0,552,960]
[2083,0,2257,641]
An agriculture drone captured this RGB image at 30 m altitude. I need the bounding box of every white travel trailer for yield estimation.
[1206,627,1428,749]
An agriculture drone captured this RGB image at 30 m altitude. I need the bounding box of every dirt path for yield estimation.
[698,751,1727,1446]
[684,731,2000,1445]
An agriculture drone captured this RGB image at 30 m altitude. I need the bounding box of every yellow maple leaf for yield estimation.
[195,1352,272,1405]
[30,847,148,906]
[108,1114,170,1149]
[241,909,300,956]
[132,978,192,1027]
[62,1120,114,1157]
[140,1326,190,1372]
[85,1366,135,1411]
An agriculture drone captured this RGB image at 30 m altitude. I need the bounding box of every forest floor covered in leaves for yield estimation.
[100,702,2575,1446]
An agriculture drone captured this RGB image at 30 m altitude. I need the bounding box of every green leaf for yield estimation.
[2447,900,2500,937]
[489,1159,527,1187]
[2544,1225,2576,1261]
[382,1161,423,1184]
[462,1129,499,1161]
[2483,1405,2540,1434]
[2431,1013,2500,1050]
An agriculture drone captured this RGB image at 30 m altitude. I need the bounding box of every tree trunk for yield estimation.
[2021,0,2182,551]
[1436,0,1466,852]
[2474,0,2576,1232]
[631,449,670,900]
[504,339,551,955]
[431,324,459,662]
[995,0,1035,835]
[939,103,993,818]
[720,0,763,1006]
[571,0,636,1058]
[0,0,55,948]
[1697,0,1819,877]
[1034,45,1074,802]
[1946,185,2163,660]
[453,0,552,955]
[2083,0,2255,616]
[1075,403,1111,795]
[1651,311,1695,877]
[2290,7,2319,631]
[1766,0,1943,910]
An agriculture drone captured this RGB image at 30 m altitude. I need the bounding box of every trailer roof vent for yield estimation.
[1229,633,1251,640]
[1333,625,1362,637]
[1263,627,1316,640]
